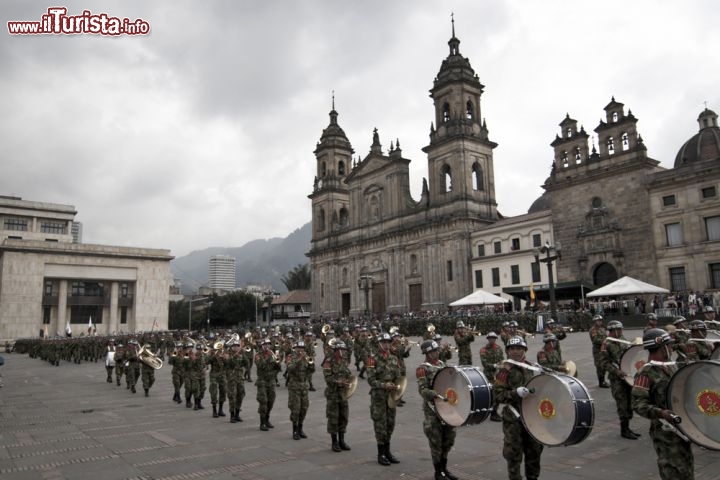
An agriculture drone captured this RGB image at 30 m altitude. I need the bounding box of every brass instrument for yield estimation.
[321,324,332,335]
[427,323,436,333]
[389,326,400,335]
[213,339,225,351]
[137,344,164,369]
[517,329,534,339]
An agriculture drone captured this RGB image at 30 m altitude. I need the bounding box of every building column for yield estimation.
[109,282,119,335]
[57,280,68,336]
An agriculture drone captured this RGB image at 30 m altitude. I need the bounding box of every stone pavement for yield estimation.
[0,331,718,480]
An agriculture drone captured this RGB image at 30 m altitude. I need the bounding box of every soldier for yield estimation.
[416,339,458,480]
[169,342,184,403]
[367,332,402,466]
[340,326,354,364]
[390,330,410,406]
[181,342,195,408]
[322,339,352,452]
[543,318,566,354]
[537,333,567,373]
[125,340,141,393]
[453,320,474,365]
[286,340,315,440]
[140,349,155,397]
[303,331,317,392]
[114,342,126,387]
[256,338,282,431]
[599,320,642,439]
[226,339,248,423]
[632,328,694,479]
[354,327,370,378]
[499,321,512,346]
[104,338,116,383]
[644,312,659,331]
[494,336,544,480]
[479,331,504,422]
[208,344,227,418]
[589,314,609,388]
[689,320,713,360]
[435,333,453,363]
[671,316,691,361]
[189,344,207,410]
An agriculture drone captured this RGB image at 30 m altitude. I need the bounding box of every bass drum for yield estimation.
[711,347,720,361]
[432,366,493,427]
[620,344,648,386]
[521,373,594,446]
[667,360,720,450]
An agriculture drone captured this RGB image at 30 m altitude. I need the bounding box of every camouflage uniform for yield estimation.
[632,363,694,479]
[140,360,155,396]
[453,329,474,365]
[255,346,282,429]
[536,343,564,372]
[494,361,543,480]
[600,335,640,438]
[114,347,126,386]
[416,357,456,470]
[208,351,227,416]
[589,323,608,384]
[479,340,504,381]
[168,348,183,402]
[322,349,352,438]
[189,349,206,409]
[366,346,402,455]
[125,347,141,393]
[354,333,369,377]
[286,348,315,438]
[226,347,248,422]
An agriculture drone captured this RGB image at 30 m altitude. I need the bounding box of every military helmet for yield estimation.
[593,314,604,322]
[690,320,707,331]
[546,318,557,325]
[421,340,439,354]
[379,332,392,342]
[486,331,498,339]
[646,313,658,321]
[456,321,466,328]
[333,340,347,350]
[294,340,305,349]
[261,337,272,345]
[543,333,557,343]
[673,316,687,326]
[642,328,674,351]
[433,333,442,341]
[705,306,715,313]
[508,320,519,328]
[606,320,623,330]
[506,336,527,350]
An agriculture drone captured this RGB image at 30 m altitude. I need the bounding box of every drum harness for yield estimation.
[638,361,687,441]
[424,362,450,425]
[497,360,543,419]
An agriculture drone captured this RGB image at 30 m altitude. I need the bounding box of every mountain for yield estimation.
[171,222,311,294]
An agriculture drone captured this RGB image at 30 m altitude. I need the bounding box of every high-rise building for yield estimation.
[209,255,236,290]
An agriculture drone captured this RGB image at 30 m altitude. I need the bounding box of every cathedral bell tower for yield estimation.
[422,20,498,220]
[308,100,354,241]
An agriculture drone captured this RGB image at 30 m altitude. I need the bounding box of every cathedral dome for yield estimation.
[673,108,720,168]
[528,191,551,214]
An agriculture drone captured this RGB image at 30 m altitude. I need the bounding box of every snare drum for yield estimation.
[667,360,720,450]
[432,366,493,427]
[620,344,648,386]
[521,373,594,446]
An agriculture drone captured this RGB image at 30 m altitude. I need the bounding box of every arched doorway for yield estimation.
[593,262,618,287]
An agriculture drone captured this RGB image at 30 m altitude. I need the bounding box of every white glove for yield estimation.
[516,387,531,398]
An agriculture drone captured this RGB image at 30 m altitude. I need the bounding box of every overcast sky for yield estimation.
[2,1,719,258]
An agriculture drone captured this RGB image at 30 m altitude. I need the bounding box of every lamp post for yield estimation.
[535,241,562,321]
[188,296,209,332]
[357,274,374,320]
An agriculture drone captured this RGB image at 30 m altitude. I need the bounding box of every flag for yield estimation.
[529,283,536,303]
[151,318,158,331]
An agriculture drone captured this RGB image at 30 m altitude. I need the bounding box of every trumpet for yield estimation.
[517,329,534,339]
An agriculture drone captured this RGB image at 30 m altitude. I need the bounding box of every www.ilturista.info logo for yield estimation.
[7,7,150,35]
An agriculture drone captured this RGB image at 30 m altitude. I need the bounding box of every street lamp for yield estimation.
[535,241,562,321]
[357,274,374,320]
[188,296,209,332]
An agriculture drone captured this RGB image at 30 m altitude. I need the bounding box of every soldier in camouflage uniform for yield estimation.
[536,333,567,373]
[125,340,141,393]
[114,343,126,386]
[226,340,248,423]
[671,316,691,360]
[435,334,453,363]
[688,320,713,360]
[632,328,694,480]
[208,346,227,417]
[479,332,504,422]
[416,339,458,480]
[189,344,207,410]
[340,326,354,364]
[494,336,543,480]
[589,314,609,387]
[169,342,183,403]
[303,332,317,391]
[256,338,282,431]
[600,320,642,439]
[354,327,370,378]
[140,353,155,396]
[286,341,315,440]
[367,332,402,466]
[453,321,474,365]
[322,340,352,452]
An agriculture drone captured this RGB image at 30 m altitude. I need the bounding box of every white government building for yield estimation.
[0,195,173,340]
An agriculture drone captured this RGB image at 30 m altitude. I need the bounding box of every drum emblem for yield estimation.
[696,389,720,416]
[633,360,646,371]
[445,388,459,406]
[538,398,556,420]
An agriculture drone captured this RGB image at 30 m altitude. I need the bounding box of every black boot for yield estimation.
[197,399,204,410]
[131,385,136,393]
[173,391,180,403]
[434,461,447,480]
[297,422,306,438]
[236,408,243,422]
[260,416,268,431]
[309,382,316,392]
[230,409,238,423]
[293,424,300,441]
[377,444,390,466]
[331,433,341,451]
[359,367,366,379]
[144,388,149,397]
[266,415,274,429]
[599,375,609,388]
[186,397,192,408]
[106,375,112,383]
[628,423,642,438]
[193,399,199,411]
[212,404,218,418]
[338,433,351,451]
[621,419,637,439]
[385,443,399,464]
[217,402,226,417]
[442,458,458,480]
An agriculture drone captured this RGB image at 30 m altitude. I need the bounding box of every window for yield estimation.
[447,260,453,282]
[477,244,485,257]
[120,307,127,324]
[44,280,53,296]
[702,186,716,199]
[342,268,348,286]
[566,128,572,139]
[532,234,542,248]
[441,165,452,193]
[706,216,720,241]
[607,137,615,155]
[43,306,51,325]
[317,208,326,231]
[491,267,500,287]
[442,103,450,123]
[494,241,501,254]
[621,132,629,151]
[321,162,327,177]
[321,283,324,298]
[561,151,568,167]
[665,223,683,246]
[612,111,619,122]
[475,270,483,288]
[472,163,483,191]
[669,267,686,292]
[531,261,541,283]
[466,100,474,120]
[410,254,418,274]
[710,263,720,289]
[120,283,130,298]
[71,281,105,297]
[662,195,676,206]
[511,238,520,251]
[338,160,345,176]
[511,265,520,285]
[4,217,28,231]
[339,207,348,227]
[575,147,582,163]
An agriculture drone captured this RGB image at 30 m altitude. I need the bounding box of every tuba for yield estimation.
[427,323,436,334]
[137,344,163,369]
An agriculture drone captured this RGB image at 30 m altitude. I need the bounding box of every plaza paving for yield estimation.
[0,330,718,480]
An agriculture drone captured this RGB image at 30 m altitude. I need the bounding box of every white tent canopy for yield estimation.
[449,289,510,306]
[586,276,669,298]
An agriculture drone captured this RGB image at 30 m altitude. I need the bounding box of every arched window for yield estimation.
[410,254,418,274]
[317,208,326,231]
[567,128,572,138]
[561,151,569,168]
[466,100,474,120]
[607,137,615,155]
[369,196,380,221]
[321,162,327,177]
[472,162,483,191]
[338,160,345,176]
[442,103,450,123]
[575,147,582,164]
[612,111,619,123]
[339,207,348,227]
[441,165,452,192]
[621,132,629,151]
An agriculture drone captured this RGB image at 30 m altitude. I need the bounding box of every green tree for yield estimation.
[281,263,311,290]
[207,291,259,328]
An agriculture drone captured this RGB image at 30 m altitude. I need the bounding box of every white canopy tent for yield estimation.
[586,276,669,298]
[449,289,510,307]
